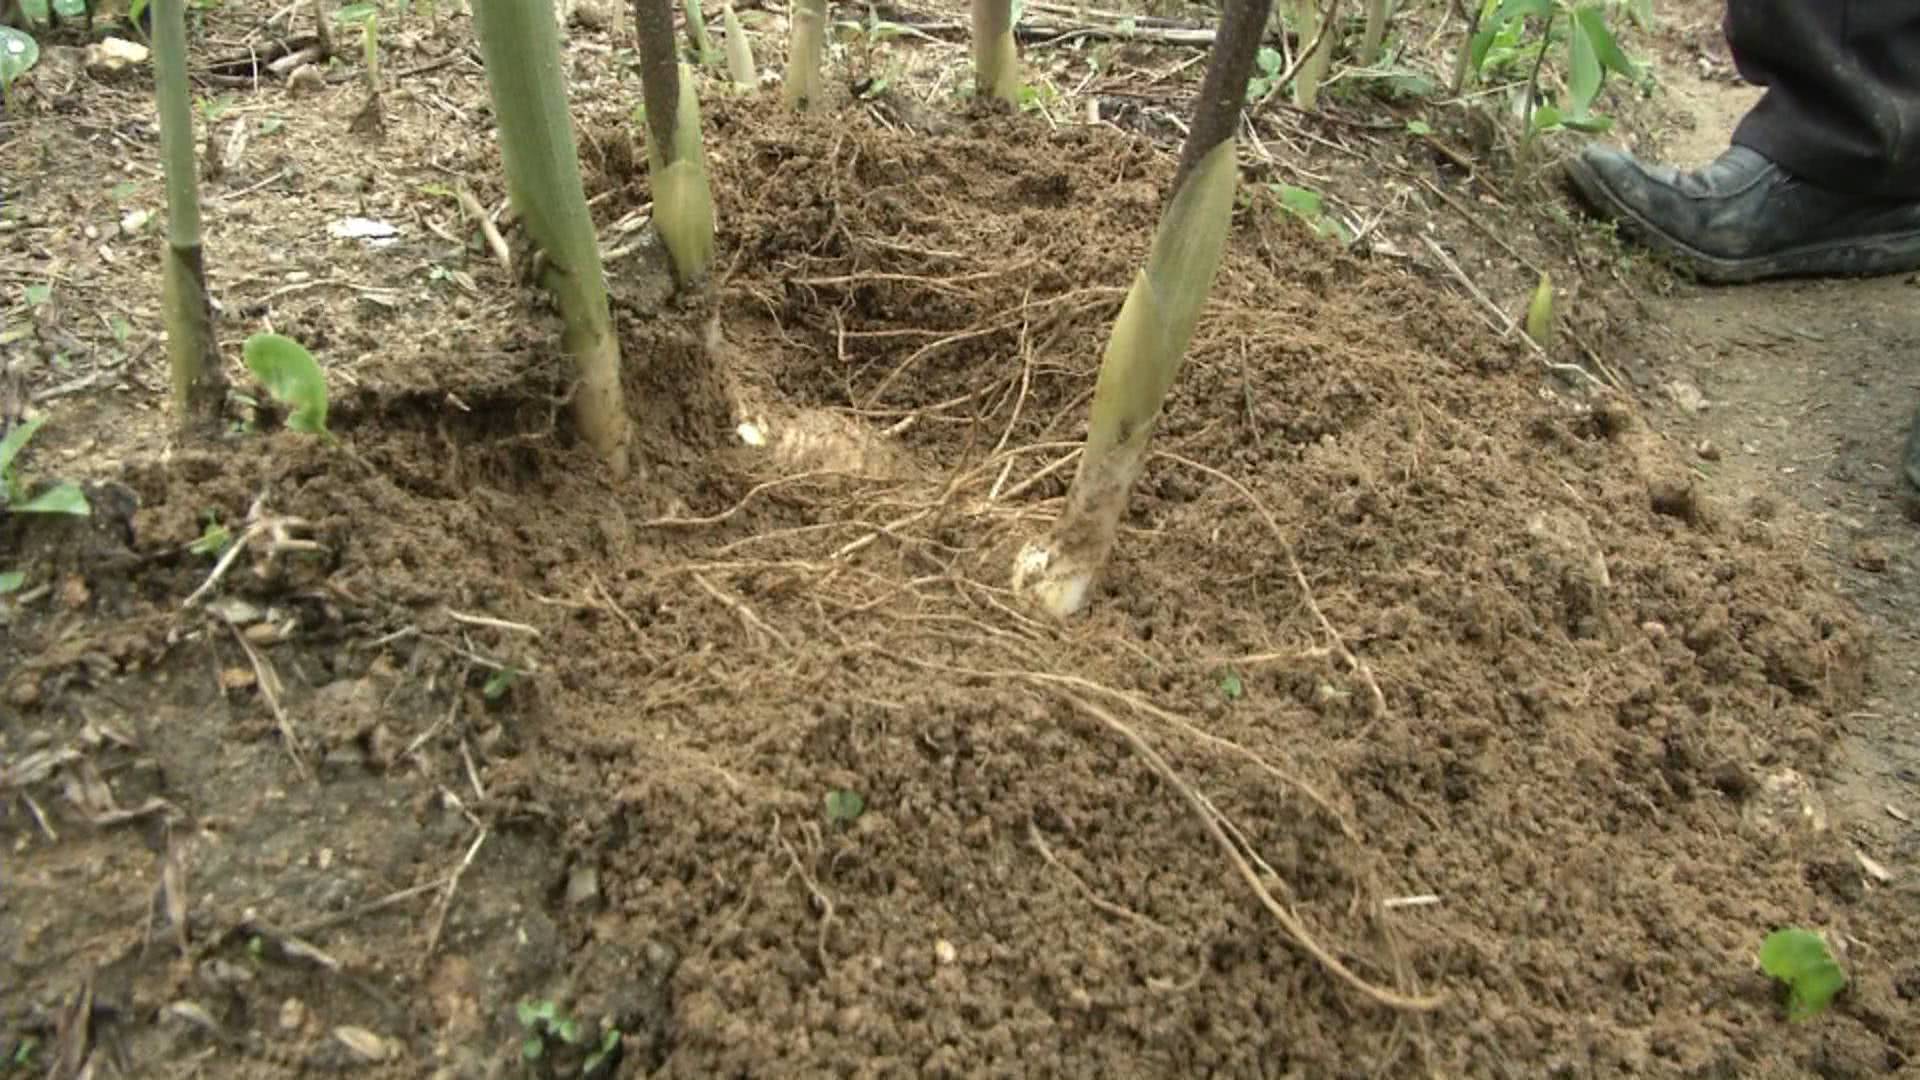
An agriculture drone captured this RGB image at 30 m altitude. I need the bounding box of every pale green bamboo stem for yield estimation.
[472,0,634,477]
[971,0,1019,105]
[782,0,826,110]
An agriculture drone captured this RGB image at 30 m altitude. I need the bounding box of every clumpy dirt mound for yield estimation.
[4,91,1906,1079]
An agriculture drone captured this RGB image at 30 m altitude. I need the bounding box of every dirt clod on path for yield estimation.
[2,24,1909,1080]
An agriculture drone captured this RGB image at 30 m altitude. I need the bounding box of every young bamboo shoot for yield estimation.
[472,0,634,477]
[635,0,717,284]
[721,0,756,88]
[782,0,826,110]
[1012,0,1273,618]
[684,0,717,62]
[153,0,227,433]
[971,0,1019,105]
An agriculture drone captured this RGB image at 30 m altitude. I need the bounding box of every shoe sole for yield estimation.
[1565,157,1920,285]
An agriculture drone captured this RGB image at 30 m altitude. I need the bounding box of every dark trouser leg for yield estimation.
[1725,0,1920,200]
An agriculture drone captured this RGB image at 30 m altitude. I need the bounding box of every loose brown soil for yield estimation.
[3,1,1916,1077]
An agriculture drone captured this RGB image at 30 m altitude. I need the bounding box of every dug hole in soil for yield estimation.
[3,62,1910,1080]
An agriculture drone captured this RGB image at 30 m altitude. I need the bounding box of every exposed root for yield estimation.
[1054,690,1443,1013]
[1154,451,1389,721]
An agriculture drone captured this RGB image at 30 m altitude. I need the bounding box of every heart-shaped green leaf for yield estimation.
[0,26,40,89]
[1760,928,1847,1021]
[242,333,330,435]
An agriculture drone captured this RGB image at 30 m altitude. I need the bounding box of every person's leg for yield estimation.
[1563,0,1920,283]
[1726,0,1920,200]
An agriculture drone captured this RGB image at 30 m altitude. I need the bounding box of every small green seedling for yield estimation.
[824,789,864,823]
[242,333,330,435]
[0,25,37,109]
[0,570,24,594]
[1271,184,1353,246]
[1218,671,1245,701]
[1524,270,1554,347]
[1759,928,1846,1021]
[516,999,581,1062]
[583,1027,621,1074]
[1,417,91,517]
[11,1035,39,1069]
[482,667,521,701]
[190,511,233,557]
[1243,46,1282,103]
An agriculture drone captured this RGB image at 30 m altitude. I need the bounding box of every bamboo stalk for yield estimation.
[971,0,1020,105]
[153,0,227,434]
[472,0,634,477]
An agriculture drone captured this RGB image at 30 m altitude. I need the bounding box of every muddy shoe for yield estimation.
[1565,144,1920,283]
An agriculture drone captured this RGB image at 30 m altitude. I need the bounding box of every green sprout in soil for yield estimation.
[1272,183,1353,245]
[824,789,865,823]
[1759,927,1847,1021]
[1,417,90,517]
[583,1027,621,1075]
[1524,270,1554,347]
[242,333,330,436]
[190,510,233,557]
[517,999,618,1069]
[1218,671,1245,701]
[482,667,521,701]
[517,999,577,1060]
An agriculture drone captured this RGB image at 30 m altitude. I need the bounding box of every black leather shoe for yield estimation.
[1565,144,1920,283]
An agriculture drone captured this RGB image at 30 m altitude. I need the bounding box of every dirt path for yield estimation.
[1622,68,1920,879]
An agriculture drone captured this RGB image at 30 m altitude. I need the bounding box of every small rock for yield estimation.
[332,1025,391,1063]
[1853,539,1890,573]
[8,679,41,709]
[85,37,150,78]
[932,939,957,966]
[59,575,90,610]
[566,863,601,907]
[287,64,327,96]
[279,997,307,1032]
[1695,439,1721,461]
[1665,380,1708,414]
